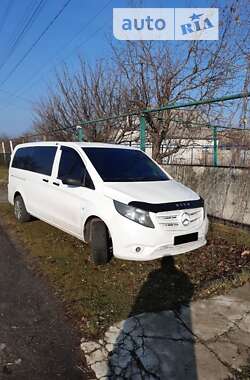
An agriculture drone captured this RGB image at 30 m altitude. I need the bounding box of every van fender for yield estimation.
[82,211,113,243]
[12,186,30,213]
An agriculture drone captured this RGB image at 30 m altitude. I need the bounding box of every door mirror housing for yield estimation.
[61,177,83,187]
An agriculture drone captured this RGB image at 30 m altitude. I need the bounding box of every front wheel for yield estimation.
[14,195,32,223]
[90,219,110,265]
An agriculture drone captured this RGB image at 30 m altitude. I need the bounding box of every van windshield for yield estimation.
[83,147,169,182]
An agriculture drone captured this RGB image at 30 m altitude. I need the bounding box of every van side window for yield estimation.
[12,146,57,176]
[58,147,95,190]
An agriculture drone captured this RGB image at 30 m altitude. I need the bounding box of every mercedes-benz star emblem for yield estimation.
[181,212,190,226]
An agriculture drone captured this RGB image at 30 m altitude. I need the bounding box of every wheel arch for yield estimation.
[13,190,29,213]
[83,215,109,243]
[14,191,22,200]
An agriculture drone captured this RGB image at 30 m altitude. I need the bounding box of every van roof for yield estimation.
[14,141,139,150]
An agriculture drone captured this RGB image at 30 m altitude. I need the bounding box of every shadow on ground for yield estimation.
[106,257,197,379]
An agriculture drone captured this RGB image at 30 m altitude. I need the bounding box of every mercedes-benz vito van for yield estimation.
[8,142,208,264]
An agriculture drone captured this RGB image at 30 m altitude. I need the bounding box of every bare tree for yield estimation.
[111,0,248,161]
[33,59,137,143]
[32,0,249,162]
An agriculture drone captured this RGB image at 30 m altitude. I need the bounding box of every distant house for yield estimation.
[119,121,250,166]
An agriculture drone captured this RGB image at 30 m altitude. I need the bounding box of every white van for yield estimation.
[8,142,208,264]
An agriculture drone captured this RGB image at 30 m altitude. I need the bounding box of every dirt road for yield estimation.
[0,224,91,380]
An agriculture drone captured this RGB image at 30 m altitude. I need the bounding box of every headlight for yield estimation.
[114,200,154,228]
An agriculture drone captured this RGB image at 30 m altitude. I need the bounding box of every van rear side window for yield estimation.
[12,146,57,176]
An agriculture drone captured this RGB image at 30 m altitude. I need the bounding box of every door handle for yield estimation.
[42,179,49,183]
[53,182,60,186]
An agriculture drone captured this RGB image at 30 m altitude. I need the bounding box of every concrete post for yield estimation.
[1,142,6,162]
[9,140,13,153]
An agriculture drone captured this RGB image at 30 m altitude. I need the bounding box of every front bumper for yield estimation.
[111,213,208,261]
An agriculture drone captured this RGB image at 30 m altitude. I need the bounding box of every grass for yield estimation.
[0,165,8,183]
[0,202,249,338]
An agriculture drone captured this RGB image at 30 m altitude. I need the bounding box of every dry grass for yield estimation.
[0,165,8,183]
[0,202,249,338]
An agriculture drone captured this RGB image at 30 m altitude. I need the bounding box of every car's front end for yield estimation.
[82,145,208,262]
[110,196,208,261]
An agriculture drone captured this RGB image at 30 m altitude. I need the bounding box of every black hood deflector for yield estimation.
[129,197,204,213]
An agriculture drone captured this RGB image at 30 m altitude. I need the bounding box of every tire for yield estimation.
[90,219,110,265]
[14,195,31,223]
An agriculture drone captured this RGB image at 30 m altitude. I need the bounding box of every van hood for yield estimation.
[103,180,199,205]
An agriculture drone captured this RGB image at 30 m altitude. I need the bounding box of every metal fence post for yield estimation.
[140,115,146,152]
[212,126,218,167]
[76,125,83,142]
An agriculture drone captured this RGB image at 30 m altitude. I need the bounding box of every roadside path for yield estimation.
[82,283,250,379]
[0,223,91,380]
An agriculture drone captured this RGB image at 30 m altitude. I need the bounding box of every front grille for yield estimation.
[156,207,203,230]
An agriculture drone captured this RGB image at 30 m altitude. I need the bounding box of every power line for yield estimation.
[0,22,107,112]
[0,0,73,89]
[0,24,106,109]
[0,0,47,73]
[5,0,37,51]
[0,0,112,108]
[15,0,113,98]
[20,21,109,96]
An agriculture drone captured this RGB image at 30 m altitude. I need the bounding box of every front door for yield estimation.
[48,146,93,237]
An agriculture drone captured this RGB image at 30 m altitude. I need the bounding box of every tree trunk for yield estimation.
[151,133,162,163]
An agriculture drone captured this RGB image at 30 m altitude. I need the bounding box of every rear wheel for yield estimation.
[90,219,110,265]
[14,195,31,223]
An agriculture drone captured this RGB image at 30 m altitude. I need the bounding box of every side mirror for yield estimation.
[61,177,82,187]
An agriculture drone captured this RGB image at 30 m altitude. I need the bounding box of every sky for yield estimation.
[0,0,231,137]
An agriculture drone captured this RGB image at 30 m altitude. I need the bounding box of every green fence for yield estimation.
[76,91,250,167]
[2,91,250,168]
